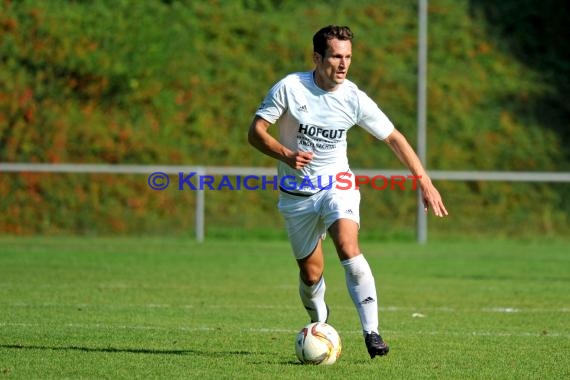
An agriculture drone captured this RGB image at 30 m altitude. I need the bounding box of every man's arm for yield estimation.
[383,129,448,217]
[247,116,313,170]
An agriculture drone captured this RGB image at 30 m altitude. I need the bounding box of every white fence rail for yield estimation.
[2,163,570,242]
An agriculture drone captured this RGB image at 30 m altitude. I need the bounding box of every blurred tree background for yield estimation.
[0,0,568,238]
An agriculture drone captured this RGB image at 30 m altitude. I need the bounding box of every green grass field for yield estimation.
[0,237,569,379]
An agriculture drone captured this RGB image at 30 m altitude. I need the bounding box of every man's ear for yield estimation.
[312,52,322,65]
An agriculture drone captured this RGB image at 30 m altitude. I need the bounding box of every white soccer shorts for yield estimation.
[278,187,360,260]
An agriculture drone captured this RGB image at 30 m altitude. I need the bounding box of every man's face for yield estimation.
[313,38,352,91]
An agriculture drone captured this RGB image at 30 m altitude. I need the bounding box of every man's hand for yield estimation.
[248,117,314,170]
[420,181,448,217]
[285,151,314,170]
[384,129,448,218]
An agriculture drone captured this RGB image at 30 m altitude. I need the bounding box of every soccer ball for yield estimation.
[295,322,342,365]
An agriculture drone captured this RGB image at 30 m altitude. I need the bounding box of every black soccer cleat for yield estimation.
[365,332,389,358]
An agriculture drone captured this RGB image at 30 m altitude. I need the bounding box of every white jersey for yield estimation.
[256,71,395,195]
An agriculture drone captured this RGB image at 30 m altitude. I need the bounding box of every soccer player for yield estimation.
[248,25,448,358]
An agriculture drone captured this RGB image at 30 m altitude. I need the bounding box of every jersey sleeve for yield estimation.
[255,78,288,124]
[356,90,395,140]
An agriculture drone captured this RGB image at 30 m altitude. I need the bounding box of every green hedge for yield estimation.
[0,0,568,238]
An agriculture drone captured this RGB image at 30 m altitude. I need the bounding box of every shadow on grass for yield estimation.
[1,344,254,357]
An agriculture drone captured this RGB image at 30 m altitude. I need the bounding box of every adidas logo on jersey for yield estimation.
[298,105,308,112]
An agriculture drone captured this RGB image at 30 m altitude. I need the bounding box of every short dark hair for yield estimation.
[313,25,353,57]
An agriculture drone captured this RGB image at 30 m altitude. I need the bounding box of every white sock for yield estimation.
[298,276,328,322]
[341,254,379,334]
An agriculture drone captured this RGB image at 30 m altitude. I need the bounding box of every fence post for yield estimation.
[195,167,205,242]
[417,0,428,244]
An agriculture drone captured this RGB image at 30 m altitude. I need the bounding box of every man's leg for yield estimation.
[297,240,329,323]
[328,219,389,357]
[328,219,378,332]
[278,193,329,323]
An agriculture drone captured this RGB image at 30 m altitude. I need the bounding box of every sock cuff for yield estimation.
[341,253,366,267]
[341,254,373,280]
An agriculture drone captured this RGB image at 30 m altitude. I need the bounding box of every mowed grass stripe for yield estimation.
[2,301,570,314]
[2,321,570,339]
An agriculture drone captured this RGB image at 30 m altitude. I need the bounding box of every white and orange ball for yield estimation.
[295,322,342,365]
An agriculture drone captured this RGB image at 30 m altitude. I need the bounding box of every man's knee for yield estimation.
[329,219,360,260]
[299,259,323,285]
[335,241,360,258]
[297,241,324,285]
[299,268,323,286]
